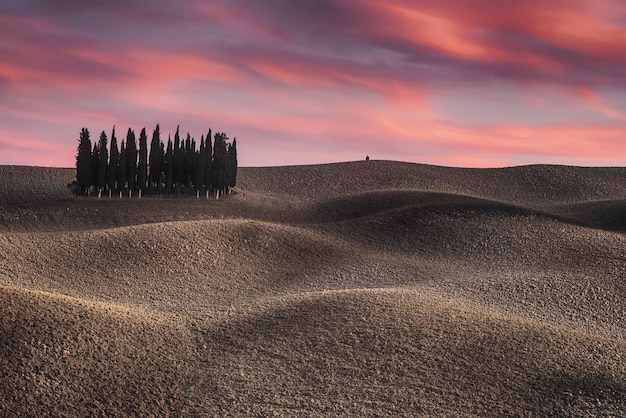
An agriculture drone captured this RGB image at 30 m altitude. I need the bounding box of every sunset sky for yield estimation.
[2,0,626,168]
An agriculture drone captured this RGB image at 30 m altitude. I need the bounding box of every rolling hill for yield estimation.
[0,161,625,416]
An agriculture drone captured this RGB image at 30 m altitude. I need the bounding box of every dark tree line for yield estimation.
[74,125,238,198]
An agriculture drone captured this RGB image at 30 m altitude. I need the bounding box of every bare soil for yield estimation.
[0,161,625,417]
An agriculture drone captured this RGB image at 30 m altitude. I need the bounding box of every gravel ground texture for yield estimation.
[1,160,625,417]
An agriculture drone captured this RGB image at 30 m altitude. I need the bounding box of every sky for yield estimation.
[1,0,626,168]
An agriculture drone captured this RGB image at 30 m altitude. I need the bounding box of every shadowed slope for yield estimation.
[312,191,626,270]
[306,189,626,233]
[239,161,626,207]
[1,162,624,209]
[191,289,626,416]
[307,190,626,336]
[551,199,626,232]
[0,166,73,205]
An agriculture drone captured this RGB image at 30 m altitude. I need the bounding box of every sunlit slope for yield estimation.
[0,220,351,312]
[0,286,195,417]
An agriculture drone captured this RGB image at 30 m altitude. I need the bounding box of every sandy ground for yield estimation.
[0,161,625,417]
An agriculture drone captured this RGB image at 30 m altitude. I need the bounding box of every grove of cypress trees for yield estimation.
[74,124,238,198]
[138,127,148,194]
[76,128,92,195]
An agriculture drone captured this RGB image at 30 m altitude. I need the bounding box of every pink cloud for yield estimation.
[1,1,626,168]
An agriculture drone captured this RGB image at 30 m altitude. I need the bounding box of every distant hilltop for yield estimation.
[1,160,625,209]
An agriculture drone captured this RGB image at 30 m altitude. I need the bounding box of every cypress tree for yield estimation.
[203,129,212,193]
[126,128,137,193]
[212,132,229,195]
[173,126,181,193]
[184,133,192,188]
[191,137,197,191]
[195,136,205,195]
[149,124,161,193]
[138,127,148,194]
[159,140,166,192]
[228,137,238,188]
[88,142,99,194]
[165,136,173,194]
[107,127,119,193]
[76,128,91,195]
[117,140,127,191]
[97,130,108,191]
[224,142,231,193]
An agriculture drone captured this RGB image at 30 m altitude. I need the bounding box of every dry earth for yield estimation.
[0,161,625,417]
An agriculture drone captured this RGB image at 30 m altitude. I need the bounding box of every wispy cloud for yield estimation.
[1,0,626,167]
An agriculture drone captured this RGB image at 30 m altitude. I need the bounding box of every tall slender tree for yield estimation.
[191,137,197,190]
[137,127,148,194]
[159,139,166,192]
[126,128,137,193]
[117,140,127,191]
[203,129,212,193]
[228,137,238,188]
[107,126,119,193]
[76,128,92,195]
[165,136,173,194]
[97,130,108,192]
[183,133,192,188]
[88,142,99,194]
[211,132,229,195]
[195,136,205,195]
[149,124,162,192]
[173,126,181,193]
